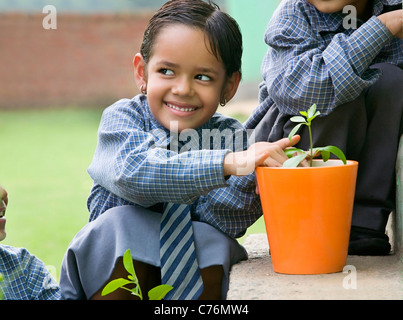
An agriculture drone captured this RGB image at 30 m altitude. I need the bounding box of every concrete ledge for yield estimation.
[228,234,403,300]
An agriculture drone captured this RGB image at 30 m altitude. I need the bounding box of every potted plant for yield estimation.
[255,104,359,274]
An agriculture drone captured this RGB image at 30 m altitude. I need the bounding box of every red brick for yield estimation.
[0,13,152,109]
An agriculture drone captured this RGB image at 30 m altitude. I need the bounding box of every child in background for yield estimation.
[60,0,301,300]
[0,185,61,300]
[246,0,403,255]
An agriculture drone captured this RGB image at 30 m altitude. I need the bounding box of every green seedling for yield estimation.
[101,249,173,300]
[283,104,347,167]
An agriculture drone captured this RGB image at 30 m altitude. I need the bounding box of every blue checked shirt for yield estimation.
[87,95,261,238]
[247,0,403,128]
[0,245,62,300]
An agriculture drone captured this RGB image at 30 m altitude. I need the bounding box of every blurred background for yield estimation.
[0,0,280,281]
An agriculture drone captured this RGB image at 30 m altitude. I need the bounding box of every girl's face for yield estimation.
[134,24,240,132]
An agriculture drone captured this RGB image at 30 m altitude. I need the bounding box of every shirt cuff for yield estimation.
[193,149,230,192]
[348,15,394,74]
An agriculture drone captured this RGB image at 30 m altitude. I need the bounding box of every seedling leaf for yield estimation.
[288,123,304,141]
[123,249,135,277]
[285,148,305,158]
[299,111,308,117]
[101,278,133,296]
[317,146,347,164]
[148,285,174,300]
[290,116,306,123]
[321,150,331,162]
[307,104,317,118]
[283,153,307,168]
[284,105,346,167]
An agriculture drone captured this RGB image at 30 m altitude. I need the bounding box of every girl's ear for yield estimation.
[222,71,241,105]
[133,53,147,90]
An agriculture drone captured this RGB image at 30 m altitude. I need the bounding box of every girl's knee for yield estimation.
[198,265,224,300]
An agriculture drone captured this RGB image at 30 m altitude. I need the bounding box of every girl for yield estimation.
[60,0,301,300]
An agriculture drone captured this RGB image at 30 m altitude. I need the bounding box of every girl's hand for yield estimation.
[223,135,301,176]
[378,9,403,38]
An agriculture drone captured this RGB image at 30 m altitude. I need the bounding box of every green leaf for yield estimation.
[315,146,347,164]
[282,153,308,167]
[101,278,133,296]
[284,148,305,158]
[288,123,304,141]
[307,104,321,122]
[123,249,136,277]
[321,150,330,162]
[299,111,308,117]
[290,116,306,123]
[308,104,317,119]
[148,285,174,300]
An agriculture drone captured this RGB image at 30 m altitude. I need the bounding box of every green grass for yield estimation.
[0,108,265,280]
[0,108,102,279]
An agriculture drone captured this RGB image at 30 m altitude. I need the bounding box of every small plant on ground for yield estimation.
[283,104,347,167]
[101,249,173,300]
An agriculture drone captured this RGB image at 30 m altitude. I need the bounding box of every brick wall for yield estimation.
[0,13,152,109]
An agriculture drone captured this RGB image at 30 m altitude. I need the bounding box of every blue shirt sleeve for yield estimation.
[87,99,230,208]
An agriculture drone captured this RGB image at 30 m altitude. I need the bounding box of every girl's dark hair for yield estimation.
[140,0,242,77]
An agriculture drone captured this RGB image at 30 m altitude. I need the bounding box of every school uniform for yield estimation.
[60,95,262,299]
[0,245,61,300]
[245,0,403,255]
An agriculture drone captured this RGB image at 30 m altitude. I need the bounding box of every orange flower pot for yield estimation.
[256,160,358,274]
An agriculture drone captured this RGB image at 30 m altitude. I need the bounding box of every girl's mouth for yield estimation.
[166,102,199,113]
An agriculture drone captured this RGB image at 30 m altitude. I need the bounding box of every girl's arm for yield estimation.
[88,103,230,207]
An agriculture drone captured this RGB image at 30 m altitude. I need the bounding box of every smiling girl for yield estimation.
[60,0,301,300]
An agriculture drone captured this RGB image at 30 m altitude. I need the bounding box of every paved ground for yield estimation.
[228,233,402,300]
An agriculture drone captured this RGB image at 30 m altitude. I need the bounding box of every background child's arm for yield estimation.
[262,3,400,116]
[378,9,403,38]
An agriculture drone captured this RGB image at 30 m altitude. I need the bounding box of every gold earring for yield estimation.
[220,98,227,107]
[140,84,147,95]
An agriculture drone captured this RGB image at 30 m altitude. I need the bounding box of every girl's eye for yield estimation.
[196,74,212,81]
[160,68,174,76]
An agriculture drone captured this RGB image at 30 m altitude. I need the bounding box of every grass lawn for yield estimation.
[0,108,265,281]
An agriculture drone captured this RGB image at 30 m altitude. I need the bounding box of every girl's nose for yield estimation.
[172,77,194,96]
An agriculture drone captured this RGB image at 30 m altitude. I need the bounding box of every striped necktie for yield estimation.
[160,202,204,300]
